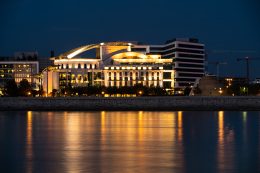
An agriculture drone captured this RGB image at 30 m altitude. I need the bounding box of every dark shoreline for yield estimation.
[0,96,260,111]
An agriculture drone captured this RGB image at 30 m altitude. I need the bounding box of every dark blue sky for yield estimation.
[1,0,260,78]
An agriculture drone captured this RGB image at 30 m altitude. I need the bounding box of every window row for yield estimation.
[58,64,98,69]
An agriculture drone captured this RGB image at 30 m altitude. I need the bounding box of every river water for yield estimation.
[0,111,259,173]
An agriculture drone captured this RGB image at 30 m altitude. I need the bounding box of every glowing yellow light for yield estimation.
[67,47,86,59]
[104,67,109,70]
[159,67,163,70]
[219,88,223,94]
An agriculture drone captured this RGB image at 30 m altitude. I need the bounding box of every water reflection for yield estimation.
[217,111,238,173]
[242,111,247,123]
[217,111,225,172]
[26,111,33,173]
[92,111,184,173]
[64,113,82,173]
[0,111,259,173]
[177,111,183,142]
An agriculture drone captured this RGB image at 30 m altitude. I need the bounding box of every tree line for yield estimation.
[57,84,168,97]
[3,79,42,97]
[3,79,169,97]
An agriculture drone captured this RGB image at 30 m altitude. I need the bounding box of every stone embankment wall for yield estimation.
[0,97,260,111]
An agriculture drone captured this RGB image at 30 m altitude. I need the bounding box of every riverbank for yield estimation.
[0,96,260,111]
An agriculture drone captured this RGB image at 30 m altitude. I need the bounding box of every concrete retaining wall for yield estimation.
[0,96,260,111]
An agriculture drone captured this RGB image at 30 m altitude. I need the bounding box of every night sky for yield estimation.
[1,0,260,78]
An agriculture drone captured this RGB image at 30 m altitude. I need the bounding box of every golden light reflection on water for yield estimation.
[177,111,183,142]
[17,111,260,173]
[217,111,235,172]
[218,111,224,144]
[217,111,226,171]
[60,111,184,173]
[64,113,82,173]
[26,111,33,173]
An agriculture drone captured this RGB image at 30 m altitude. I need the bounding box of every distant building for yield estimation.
[195,75,224,96]
[0,52,39,94]
[252,78,260,84]
[219,77,247,86]
[39,51,54,72]
[43,39,205,95]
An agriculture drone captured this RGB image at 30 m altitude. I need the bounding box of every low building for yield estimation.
[0,53,39,94]
[194,75,224,96]
[252,78,260,84]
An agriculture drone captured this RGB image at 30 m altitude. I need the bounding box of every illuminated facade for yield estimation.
[45,39,205,94]
[0,53,39,94]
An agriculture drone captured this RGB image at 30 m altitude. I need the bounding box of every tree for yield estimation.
[4,79,18,97]
[184,87,192,96]
[19,79,32,96]
[51,89,58,97]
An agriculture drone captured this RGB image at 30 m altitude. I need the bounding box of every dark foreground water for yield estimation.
[0,111,259,173]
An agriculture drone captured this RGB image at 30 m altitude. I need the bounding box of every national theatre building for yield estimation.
[44,38,205,94]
